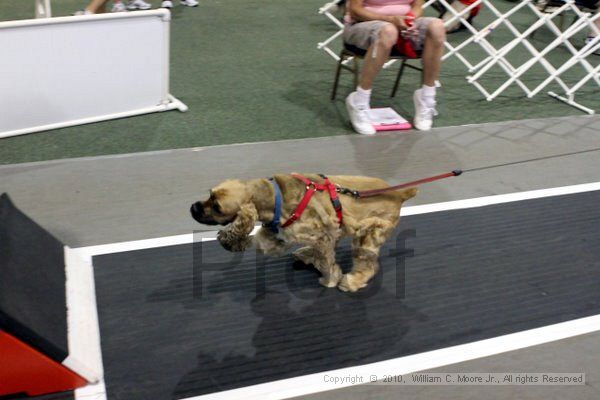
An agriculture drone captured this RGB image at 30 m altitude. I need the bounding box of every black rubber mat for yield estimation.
[94,191,600,400]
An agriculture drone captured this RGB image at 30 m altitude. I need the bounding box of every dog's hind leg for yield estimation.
[311,239,343,288]
[339,217,395,292]
[292,246,316,265]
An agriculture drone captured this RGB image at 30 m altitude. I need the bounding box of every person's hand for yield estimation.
[388,15,414,31]
[401,25,419,39]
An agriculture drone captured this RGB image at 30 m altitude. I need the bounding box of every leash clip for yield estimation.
[336,185,360,198]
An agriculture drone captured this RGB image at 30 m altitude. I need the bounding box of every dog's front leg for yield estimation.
[254,227,289,257]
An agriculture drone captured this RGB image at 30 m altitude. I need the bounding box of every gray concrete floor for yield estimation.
[1,115,599,400]
[291,331,600,400]
[0,115,598,247]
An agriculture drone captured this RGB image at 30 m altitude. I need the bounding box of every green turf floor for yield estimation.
[0,0,598,164]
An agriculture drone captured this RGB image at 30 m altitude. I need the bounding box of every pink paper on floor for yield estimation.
[373,122,413,131]
[367,107,412,131]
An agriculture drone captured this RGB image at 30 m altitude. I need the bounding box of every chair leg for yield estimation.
[352,57,359,90]
[331,56,345,101]
[332,50,362,100]
[391,59,407,98]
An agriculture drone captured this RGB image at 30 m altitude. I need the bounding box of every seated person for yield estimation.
[344,0,446,134]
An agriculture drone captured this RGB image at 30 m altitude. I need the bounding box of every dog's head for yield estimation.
[190,179,258,251]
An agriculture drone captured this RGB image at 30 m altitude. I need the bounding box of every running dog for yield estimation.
[190,174,417,292]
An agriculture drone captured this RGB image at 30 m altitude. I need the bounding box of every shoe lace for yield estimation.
[420,102,438,119]
[355,105,372,121]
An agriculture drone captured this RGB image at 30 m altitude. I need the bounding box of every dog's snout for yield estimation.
[190,202,220,225]
[190,202,204,218]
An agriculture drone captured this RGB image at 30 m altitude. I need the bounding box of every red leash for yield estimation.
[338,170,463,198]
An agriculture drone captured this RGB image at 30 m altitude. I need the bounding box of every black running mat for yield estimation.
[94,191,600,400]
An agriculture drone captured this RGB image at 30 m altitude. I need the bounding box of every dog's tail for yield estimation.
[400,187,418,202]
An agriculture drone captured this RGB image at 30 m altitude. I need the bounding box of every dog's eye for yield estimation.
[212,203,222,213]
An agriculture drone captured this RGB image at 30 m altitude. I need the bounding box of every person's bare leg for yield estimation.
[85,0,110,13]
[359,24,399,90]
[345,23,399,135]
[588,8,599,37]
[413,18,445,131]
[585,9,600,55]
[421,19,445,86]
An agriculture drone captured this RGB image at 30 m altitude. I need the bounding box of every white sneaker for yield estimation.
[181,0,199,6]
[111,2,127,12]
[127,0,151,10]
[345,92,376,135]
[413,89,438,131]
[161,0,173,8]
[74,9,93,15]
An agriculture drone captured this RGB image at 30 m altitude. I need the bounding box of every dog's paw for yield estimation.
[338,273,367,292]
[319,277,339,288]
[217,229,252,252]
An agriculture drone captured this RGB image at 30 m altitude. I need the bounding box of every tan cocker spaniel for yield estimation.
[191,174,416,292]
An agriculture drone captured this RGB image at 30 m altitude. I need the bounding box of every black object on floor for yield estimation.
[93,191,600,400]
[0,193,69,363]
[0,391,74,400]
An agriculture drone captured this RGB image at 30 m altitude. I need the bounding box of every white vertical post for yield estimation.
[35,0,52,18]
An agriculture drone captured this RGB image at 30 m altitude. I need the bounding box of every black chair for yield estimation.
[331,43,422,100]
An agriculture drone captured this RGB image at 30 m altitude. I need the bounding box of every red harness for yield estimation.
[281,173,343,228]
[279,170,462,229]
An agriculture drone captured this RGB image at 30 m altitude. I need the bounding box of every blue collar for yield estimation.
[264,177,282,234]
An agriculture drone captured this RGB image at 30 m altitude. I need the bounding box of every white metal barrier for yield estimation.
[317,1,346,62]
[318,0,599,114]
[0,10,187,139]
[463,1,599,110]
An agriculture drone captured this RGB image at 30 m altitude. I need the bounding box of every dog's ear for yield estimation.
[217,203,258,252]
[400,187,418,202]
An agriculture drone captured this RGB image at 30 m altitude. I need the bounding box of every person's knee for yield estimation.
[427,19,446,46]
[378,24,399,48]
